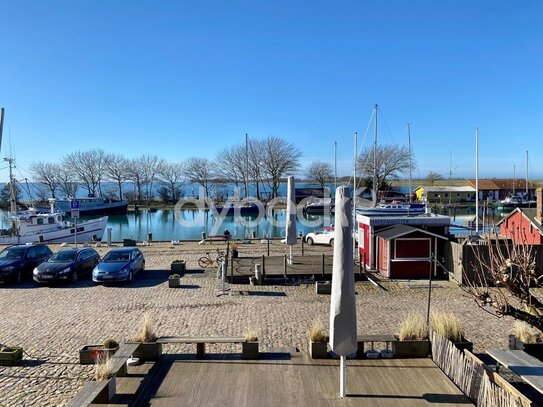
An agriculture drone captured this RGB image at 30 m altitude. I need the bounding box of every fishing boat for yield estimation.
[302,198,334,214]
[212,201,264,216]
[497,152,536,210]
[356,201,426,216]
[36,196,128,216]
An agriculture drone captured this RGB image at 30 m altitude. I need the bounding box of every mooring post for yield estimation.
[267,238,270,256]
[262,255,266,278]
[322,253,325,277]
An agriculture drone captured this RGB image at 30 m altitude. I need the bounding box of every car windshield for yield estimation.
[49,251,77,262]
[0,247,26,260]
[103,251,131,262]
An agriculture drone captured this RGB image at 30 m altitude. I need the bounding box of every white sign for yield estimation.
[71,209,80,219]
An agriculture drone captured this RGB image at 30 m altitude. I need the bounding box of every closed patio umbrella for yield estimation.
[329,185,357,398]
[286,176,297,264]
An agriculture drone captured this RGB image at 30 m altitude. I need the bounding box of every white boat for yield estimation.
[0,204,108,245]
[356,201,426,216]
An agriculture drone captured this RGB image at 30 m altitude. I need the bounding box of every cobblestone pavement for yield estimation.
[0,240,516,406]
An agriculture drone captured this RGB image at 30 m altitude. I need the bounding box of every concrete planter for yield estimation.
[168,276,181,288]
[309,340,328,359]
[392,338,431,358]
[509,335,543,361]
[79,345,119,365]
[315,281,331,295]
[95,376,116,403]
[242,341,259,359]
[131,342,162,361]
[171,260,186,276]
[0,347,23,366]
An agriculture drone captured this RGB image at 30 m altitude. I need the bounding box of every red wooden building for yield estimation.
[357,212,450,279]
[498,193,543,245]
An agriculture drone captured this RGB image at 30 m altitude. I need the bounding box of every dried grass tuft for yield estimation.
[307,319,327,343]
[244,328,258,342]
[430,311,464,342]
[94,354,113,381]
[132,314,157,343]
[514,321,540,344]
[398,313,428,341]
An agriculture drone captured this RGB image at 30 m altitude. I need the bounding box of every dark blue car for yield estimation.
[92,247,145,283]
[34,247,100,283]
[0,244,53,283]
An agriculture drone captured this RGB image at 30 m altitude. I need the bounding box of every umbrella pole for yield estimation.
[340,356,346,398]
[289,245,293,265]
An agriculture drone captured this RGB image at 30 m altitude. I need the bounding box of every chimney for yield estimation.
[537,188,543,222]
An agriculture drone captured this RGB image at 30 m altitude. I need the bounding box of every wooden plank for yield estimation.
[65,382,108,407]
[357,335,397,342]
[488,349,543,394]
[109,343,140,377]
[157,336,245,344]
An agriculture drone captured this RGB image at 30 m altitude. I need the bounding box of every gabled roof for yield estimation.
[496,208,543,235]
[375,224,449,240]
[466,179,540,191]
[419,186,475,193]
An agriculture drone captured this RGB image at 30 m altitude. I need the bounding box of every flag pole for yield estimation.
[340,356,347,398]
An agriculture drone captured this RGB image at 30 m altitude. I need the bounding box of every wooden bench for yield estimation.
[488,348,543,395]
[157,336,251,359]
[65,343,140,406]
[357,334,397,357]
[204,235,229,244]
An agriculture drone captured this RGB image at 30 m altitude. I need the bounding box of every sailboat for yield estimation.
[356,105,426,216]
[0,108,109,244]
[497,151,536,210]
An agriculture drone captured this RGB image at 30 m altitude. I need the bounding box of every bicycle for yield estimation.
[198,249,226,268]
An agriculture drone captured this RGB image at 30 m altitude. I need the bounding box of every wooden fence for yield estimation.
[431,331,529,407]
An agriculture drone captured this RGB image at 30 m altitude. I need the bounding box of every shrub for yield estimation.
[170,274,180,279]
[103,338,119,349]
[307,319,327,343]
[94,354,113,380]
[132,314,157,343]
[244,328,258,342]
[430,312,464,342]
[398,313,428,341]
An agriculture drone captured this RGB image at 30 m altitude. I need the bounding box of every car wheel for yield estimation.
[127,271,133,283]
[72,271,78,283]
[329,238,334,247]
[307,237,314,246]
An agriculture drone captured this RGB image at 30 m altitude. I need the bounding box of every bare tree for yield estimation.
[248,138,266,200]
[306,161,333,188]
[62,149,107,197]
[158,162,184,203]
[104,153,128,200]
[215,144,247,196]
[125,158,146,203]
[357,144,416,190]
[261,136,302,198]
[140,155,164,203]
[29,161,60,198]
[57,165,78,197]
[183,157,215,199]
[426,171,443,185]
[465,235,543,333]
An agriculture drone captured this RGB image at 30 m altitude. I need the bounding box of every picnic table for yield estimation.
[487,348,543,395]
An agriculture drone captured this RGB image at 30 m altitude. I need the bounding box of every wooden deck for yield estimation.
[93,351,473,406]
[230,255,335,280]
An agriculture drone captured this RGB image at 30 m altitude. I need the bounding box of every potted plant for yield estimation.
[242,328,259,359]
[231,243,239,259]
[130,314,162,361]
[168,274,181,288]
[308,319,328,359]
[0,345,23,366]
[171,260,186,275]
[430,311,473,352]
[93,354,116,403]
[509,321,543,360]
[79,338,119,365]
[393,313,430,358]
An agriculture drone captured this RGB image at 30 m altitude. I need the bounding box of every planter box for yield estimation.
[453,339,474,352]
[79,345,119,365]
[168,276,181,288]
[130,342,162,361]
[123,239,137,247]
[509,335,543,361]
[0,347,23,366]
[242,341,259,359]
[315,281,331,295]
[309,340,328,359]
[95,376,116,403]
[171,261,186,276]
[392,338,431,358]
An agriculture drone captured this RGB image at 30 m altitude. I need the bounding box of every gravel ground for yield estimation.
[0,240,519,406]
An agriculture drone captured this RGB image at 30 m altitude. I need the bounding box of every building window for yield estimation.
[444,193,449,198]
[456,193,461,197]
[434,193,438,198]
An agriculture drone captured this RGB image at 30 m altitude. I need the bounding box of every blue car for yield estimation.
[92,247,145,283]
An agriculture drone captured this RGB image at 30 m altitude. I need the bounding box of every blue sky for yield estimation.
[1,0,542,182]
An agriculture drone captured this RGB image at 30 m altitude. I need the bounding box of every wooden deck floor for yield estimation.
[231,255,334,280]
[99,352,473,407]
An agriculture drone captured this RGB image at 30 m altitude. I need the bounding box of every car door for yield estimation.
[315,231,327,245]
[24,247,40,276]
[133,250,143,274]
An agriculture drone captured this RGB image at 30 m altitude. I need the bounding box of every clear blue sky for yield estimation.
[1,0,542,182]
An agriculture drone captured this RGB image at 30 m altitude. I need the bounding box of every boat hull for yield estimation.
[0,217,109,244]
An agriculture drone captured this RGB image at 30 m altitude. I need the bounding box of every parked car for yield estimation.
[33,247,100,283]
[305,227,335,246]
[0,244,53,283]
[92,248,145,283]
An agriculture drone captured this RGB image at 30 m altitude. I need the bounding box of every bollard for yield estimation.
[106,228,112,246]
[201,231,206,241]
[147,233,153,242]
[251,230,257,239]
[255,264,262,285]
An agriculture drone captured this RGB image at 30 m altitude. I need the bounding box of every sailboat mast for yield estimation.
[475,127,479,234]
[353,132,358,260]
[245,133,249,198]
[334,141,337,192]
[526,150,529,197]
[407,123,412,203]
[513,165,516,195]
[373,104,378,207]
[6,157,17,217]
[0,108,5,153]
